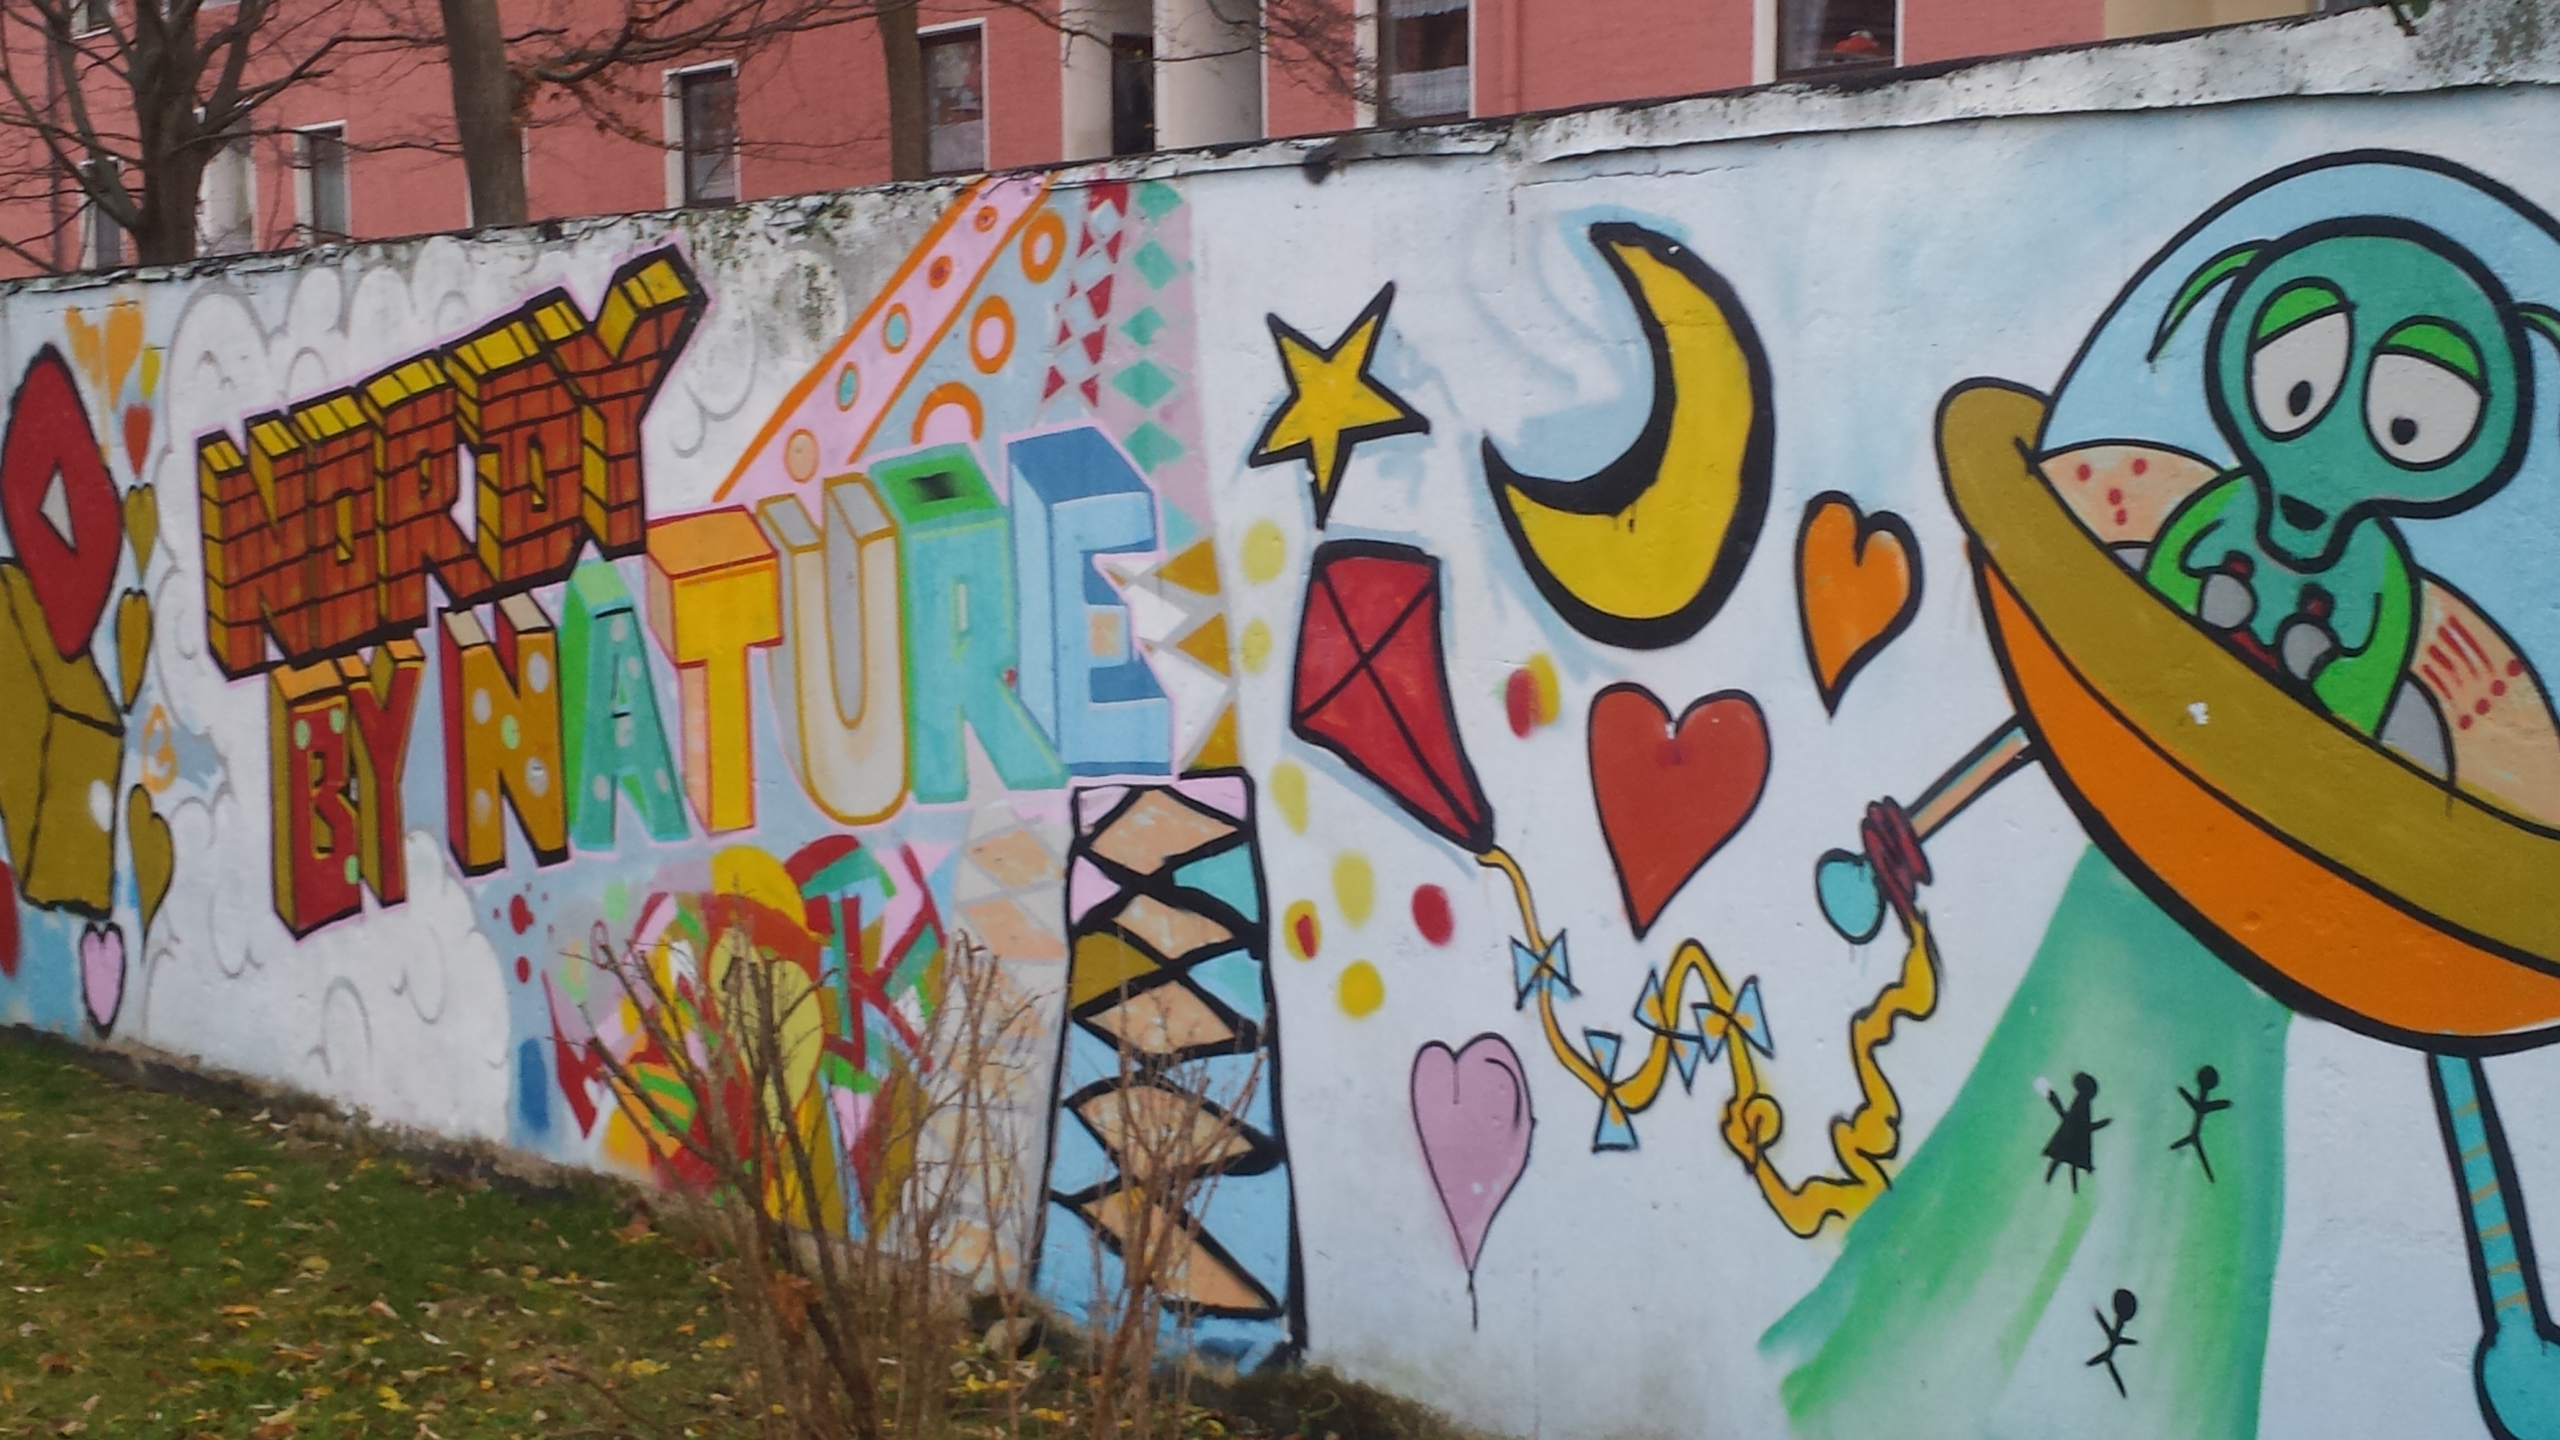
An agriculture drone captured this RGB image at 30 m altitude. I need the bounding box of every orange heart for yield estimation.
[1796,492,1922,713]
[104,299,143,399]
[62,307,104,391]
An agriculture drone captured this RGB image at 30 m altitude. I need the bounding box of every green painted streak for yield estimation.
[2254,281,2346,342]
[1767,849,2290,1440]
[2378,318,2484,381]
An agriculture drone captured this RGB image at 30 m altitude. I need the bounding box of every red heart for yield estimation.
[1588,684,1770,937]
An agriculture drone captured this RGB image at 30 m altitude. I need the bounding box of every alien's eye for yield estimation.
[2247,284,2350,439]
[2365,320,2485,469]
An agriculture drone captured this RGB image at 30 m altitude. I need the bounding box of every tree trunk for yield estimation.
[878,0,926,181]
[129,149,206,266]
[442,0,528,227]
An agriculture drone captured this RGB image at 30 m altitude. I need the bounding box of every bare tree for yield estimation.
[434,0,1371,226]
[0,0,406,270]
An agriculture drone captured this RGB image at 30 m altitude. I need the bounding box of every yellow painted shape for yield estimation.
[1157,539,1223,595]
[1331,852,1374,927]
[1242,519,1287,584]
[1175,613,1232,675]
[1281,900,1321,961]
[1496,239,1759,624]
[1269,760,1308,833]
[710,844,802,922]
[1337,960,1384,1017]
[1070,931,1164,1009]
[1254,307,1412,508]
[1526,652,1560,723]
[646,510,783,834]
[1239,618,1273,674]
[1184,704,1240,774]
[103,300,143,400]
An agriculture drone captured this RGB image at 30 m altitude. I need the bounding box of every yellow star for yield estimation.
[1248,282,1429,527]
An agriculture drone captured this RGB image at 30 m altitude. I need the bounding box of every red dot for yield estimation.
[2510,659,2528,677]
[2106,488,2123,504]
[2478,698,2493,715]
[1293,912,1319,959]
[2114,509,2129,526]
[1504,669,1539,738]
[1411,886,1454,946]
[2131,457,2149,476]
[515,957,531,984]
[508,895,533,935]
[2493,680,2508,697]
[2075,463,2093,482]
[2460,714,2475,729]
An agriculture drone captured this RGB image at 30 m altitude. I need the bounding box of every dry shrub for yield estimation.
[590,906,1045,1440]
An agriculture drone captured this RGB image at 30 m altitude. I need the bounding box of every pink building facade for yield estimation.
[29,0,2358,270]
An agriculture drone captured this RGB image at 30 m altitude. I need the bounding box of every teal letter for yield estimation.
[561,560,689,848]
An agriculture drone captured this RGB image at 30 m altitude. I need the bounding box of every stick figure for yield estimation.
[2044,1072,2109,1192]
[2087,1288,2139,1397]
[2171,1064,2233,1182]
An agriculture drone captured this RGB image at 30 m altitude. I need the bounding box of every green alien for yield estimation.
[2144,220,2560,737]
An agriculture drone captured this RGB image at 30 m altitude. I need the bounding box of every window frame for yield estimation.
[72,0,110,38]
[1773,0,1901,81]
[666,61,740,208]
[79,156,123,270]
[1377,0,1472,126]
[919,20,989,177]
[291,122,351,244]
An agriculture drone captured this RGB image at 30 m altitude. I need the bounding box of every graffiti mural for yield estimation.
[5,52,2560,1440]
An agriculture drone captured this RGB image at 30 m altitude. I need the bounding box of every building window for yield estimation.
[73,0,109,36]
[1109,32,1154,157]
[1778,0,1895,78]
[1382,0,1469,123]
[294,124,349,242]
[198,124,254,255]
[80,158,122,269]
[676,66,738,205]
[923,26,987,175]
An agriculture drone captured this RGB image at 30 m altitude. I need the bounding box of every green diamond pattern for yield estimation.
[1111,360,1177,410]
[1136,181,1182,220]
[1132,241,1178,290]
[1123,422,1185,472]
[1123,306,1166,348]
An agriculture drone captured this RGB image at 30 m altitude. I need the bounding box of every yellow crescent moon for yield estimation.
[1484,223,1773,649]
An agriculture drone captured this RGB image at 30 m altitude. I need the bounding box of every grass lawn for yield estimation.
[0,1030,729,1439]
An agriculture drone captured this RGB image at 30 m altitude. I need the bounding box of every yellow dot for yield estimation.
[1338,961,1384,1017]
[1240,618,1273,674]
[1332,852,1374,928]
[1243,519,1287,585]
[1527,652,1561,724]
[1270,761,1308,834]
[1282,901,1321,961]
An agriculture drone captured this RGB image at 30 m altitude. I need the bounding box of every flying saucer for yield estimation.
[1940,380,2560,1051]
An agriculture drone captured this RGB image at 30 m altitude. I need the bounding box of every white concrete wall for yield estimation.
[5,2,2560,1434]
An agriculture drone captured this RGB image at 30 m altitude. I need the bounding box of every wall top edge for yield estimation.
[12,0,2555,296]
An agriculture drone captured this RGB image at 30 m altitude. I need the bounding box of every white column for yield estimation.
[1154,0,1264,149]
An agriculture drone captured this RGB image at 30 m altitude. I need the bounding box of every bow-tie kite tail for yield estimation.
[1476,842,1942,1239]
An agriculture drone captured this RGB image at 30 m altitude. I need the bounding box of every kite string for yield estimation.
[1476,841,1940,1238]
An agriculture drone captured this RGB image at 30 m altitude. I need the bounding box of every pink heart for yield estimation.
[1410,1034,1534,1275]
[79,922,124,1035]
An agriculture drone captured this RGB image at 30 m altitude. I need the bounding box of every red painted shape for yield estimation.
[1290,542,1496,854]
[509,894,534,935]
[1412,885,1454,946]
[1294,910,1320,959]
[0,347,122,657]
[1587,684,1769,938]
[1504,668,1539,737]
[122,406,151,474]
[515,956,532,983]
[0,862,18,977]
